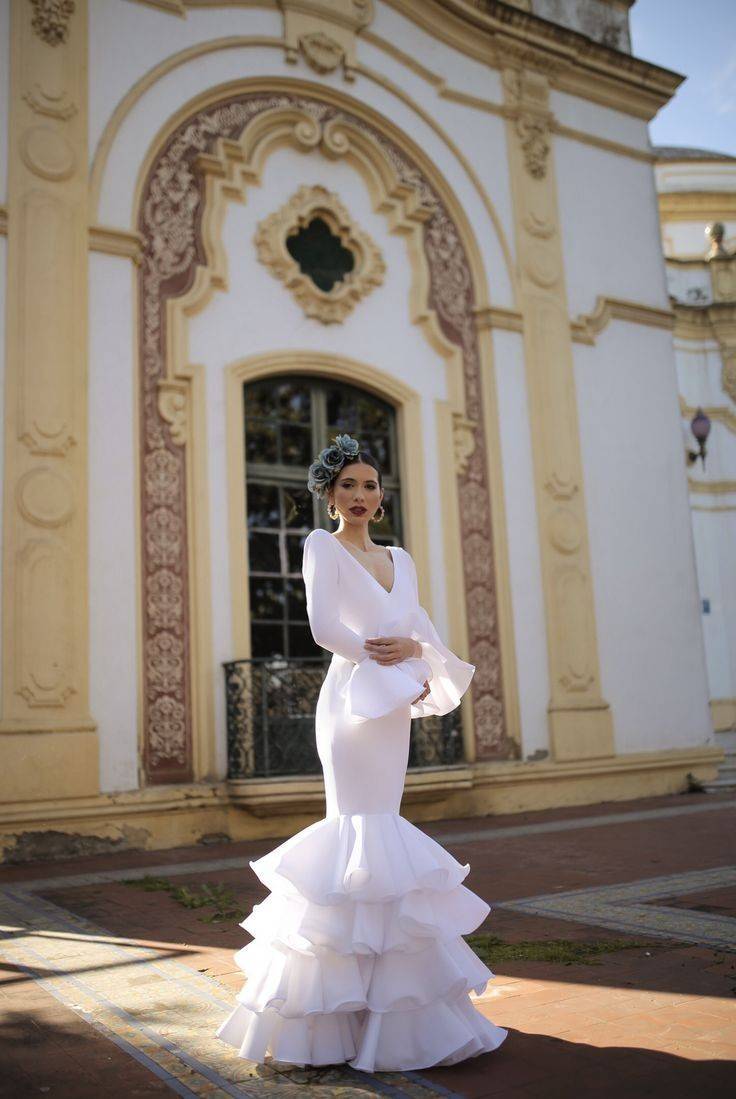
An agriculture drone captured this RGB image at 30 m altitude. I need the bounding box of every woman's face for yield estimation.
[329,461,383,525]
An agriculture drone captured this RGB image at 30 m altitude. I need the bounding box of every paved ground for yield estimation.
[1,788,735,1098]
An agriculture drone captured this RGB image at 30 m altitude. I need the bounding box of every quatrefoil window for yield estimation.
[286,216,356,293]
[254,185,385,324]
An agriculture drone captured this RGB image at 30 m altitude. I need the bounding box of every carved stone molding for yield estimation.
[503,64,614,762]
[452,414,477,476]
[30,0,76,46]
[158,381,188,445]
[299,31,344,74]
[23,82,78,120]
[516,110,550,179]
[136,90,515,777]
[279,0,373,80]
[255,184,385,323]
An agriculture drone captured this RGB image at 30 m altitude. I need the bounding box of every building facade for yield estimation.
[0,0,722,861]
[656,146,736,788]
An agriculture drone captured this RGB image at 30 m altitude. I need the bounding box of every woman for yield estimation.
[216,433,508,1072]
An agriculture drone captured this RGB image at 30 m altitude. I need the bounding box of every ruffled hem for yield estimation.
[215,810,508,1072]
[241,880,491,955]
[216,993,509,1073]
[233,933,492,1016]
[249,811,472,905]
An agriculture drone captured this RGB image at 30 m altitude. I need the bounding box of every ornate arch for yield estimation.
[136,87,516,784]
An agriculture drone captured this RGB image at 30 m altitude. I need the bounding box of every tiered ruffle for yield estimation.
[215,812,508,1072]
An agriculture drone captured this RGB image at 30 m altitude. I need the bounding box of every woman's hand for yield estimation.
[411,679,431,705]
[363,635,421,665]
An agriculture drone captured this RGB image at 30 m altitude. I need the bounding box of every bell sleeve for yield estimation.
[302,529,369,665]
[404,552,475,720]
[302,530,434,724]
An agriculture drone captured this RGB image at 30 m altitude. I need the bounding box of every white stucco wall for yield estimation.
[574,323,713,754]
[188,142,483,774]
[492,329,550,760]
[84,1,715,788]
[676,338,736,712]
[89,252,139,792]
[555,134,670,317]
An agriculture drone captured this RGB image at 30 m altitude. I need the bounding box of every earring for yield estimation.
[327,501,338,520]
[372,505,385,522]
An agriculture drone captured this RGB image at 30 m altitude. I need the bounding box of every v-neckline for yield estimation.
[330,534,398,596]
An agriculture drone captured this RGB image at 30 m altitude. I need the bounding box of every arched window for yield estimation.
[243,375,401,660]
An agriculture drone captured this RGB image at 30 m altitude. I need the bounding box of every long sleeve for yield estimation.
[404,552,475,719]
[302,529,368,664]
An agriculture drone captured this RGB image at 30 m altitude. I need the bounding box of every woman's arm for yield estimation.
[302,530,369,664]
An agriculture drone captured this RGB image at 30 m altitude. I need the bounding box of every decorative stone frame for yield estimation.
[135,87,517,785]
[254,183,385,323]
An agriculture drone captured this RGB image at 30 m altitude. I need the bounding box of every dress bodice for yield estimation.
[302,528,475,724]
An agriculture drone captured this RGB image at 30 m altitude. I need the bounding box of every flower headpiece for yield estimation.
[307,433,361,498]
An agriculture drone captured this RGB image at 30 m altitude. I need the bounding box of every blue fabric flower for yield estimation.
[306,433,362,498]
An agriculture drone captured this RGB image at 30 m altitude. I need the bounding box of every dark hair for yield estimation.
[329,449,383,493]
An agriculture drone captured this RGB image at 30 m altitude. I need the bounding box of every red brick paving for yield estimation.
[2,788,735,1097]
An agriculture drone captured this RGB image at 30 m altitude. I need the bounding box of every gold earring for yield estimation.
[327,501,338,520]
[372,505,385,522]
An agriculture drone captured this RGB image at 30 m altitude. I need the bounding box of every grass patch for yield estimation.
[121,874,247,923]
[465,934,655,966]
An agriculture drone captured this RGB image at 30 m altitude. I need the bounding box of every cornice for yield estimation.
[659,191,736,222]
[384,0,684,120]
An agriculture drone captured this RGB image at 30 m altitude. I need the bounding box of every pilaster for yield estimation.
[502,64,615,762]
[1,0,98,798]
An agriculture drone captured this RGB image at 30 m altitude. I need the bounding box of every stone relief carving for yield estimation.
[30,0,76,46]
[516,111,550,179]
[299,32,344,74]
[254,184,385,324]
[137,92,515,776]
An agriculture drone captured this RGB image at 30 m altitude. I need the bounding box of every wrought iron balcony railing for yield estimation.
[224,657,465,779]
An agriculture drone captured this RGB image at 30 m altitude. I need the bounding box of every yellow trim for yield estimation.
[571,296,675,344]
[659,192,736,222]
[89,224,144,264]
[1,0,99,802]
[138,89,520,771]
[711,698,736,732]
[382,0,682,122]
[89,42,517,304]
[503,65,614,763]
[688,479,736,496]
[0,745,724,862]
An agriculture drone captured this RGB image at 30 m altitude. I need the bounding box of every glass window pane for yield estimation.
[289,625,319,658]
[280,424,312,467]
[249,576,285,620]
[286,577,307,620]
[359,433,389,468]
[251,622,285,659]
[278,381,311,423]
[246,483,280,529]
[248,531,280,573]
[357,394,390,431]
[377,494,398,538]
[245,420,278,464]
[244,381,276,419]
[286,532,308,575]
[283,485,312,529]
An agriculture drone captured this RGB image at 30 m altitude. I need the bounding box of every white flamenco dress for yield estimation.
[215,527,508,1071]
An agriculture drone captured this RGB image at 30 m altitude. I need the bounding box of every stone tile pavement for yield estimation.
[1,789,735,1097]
